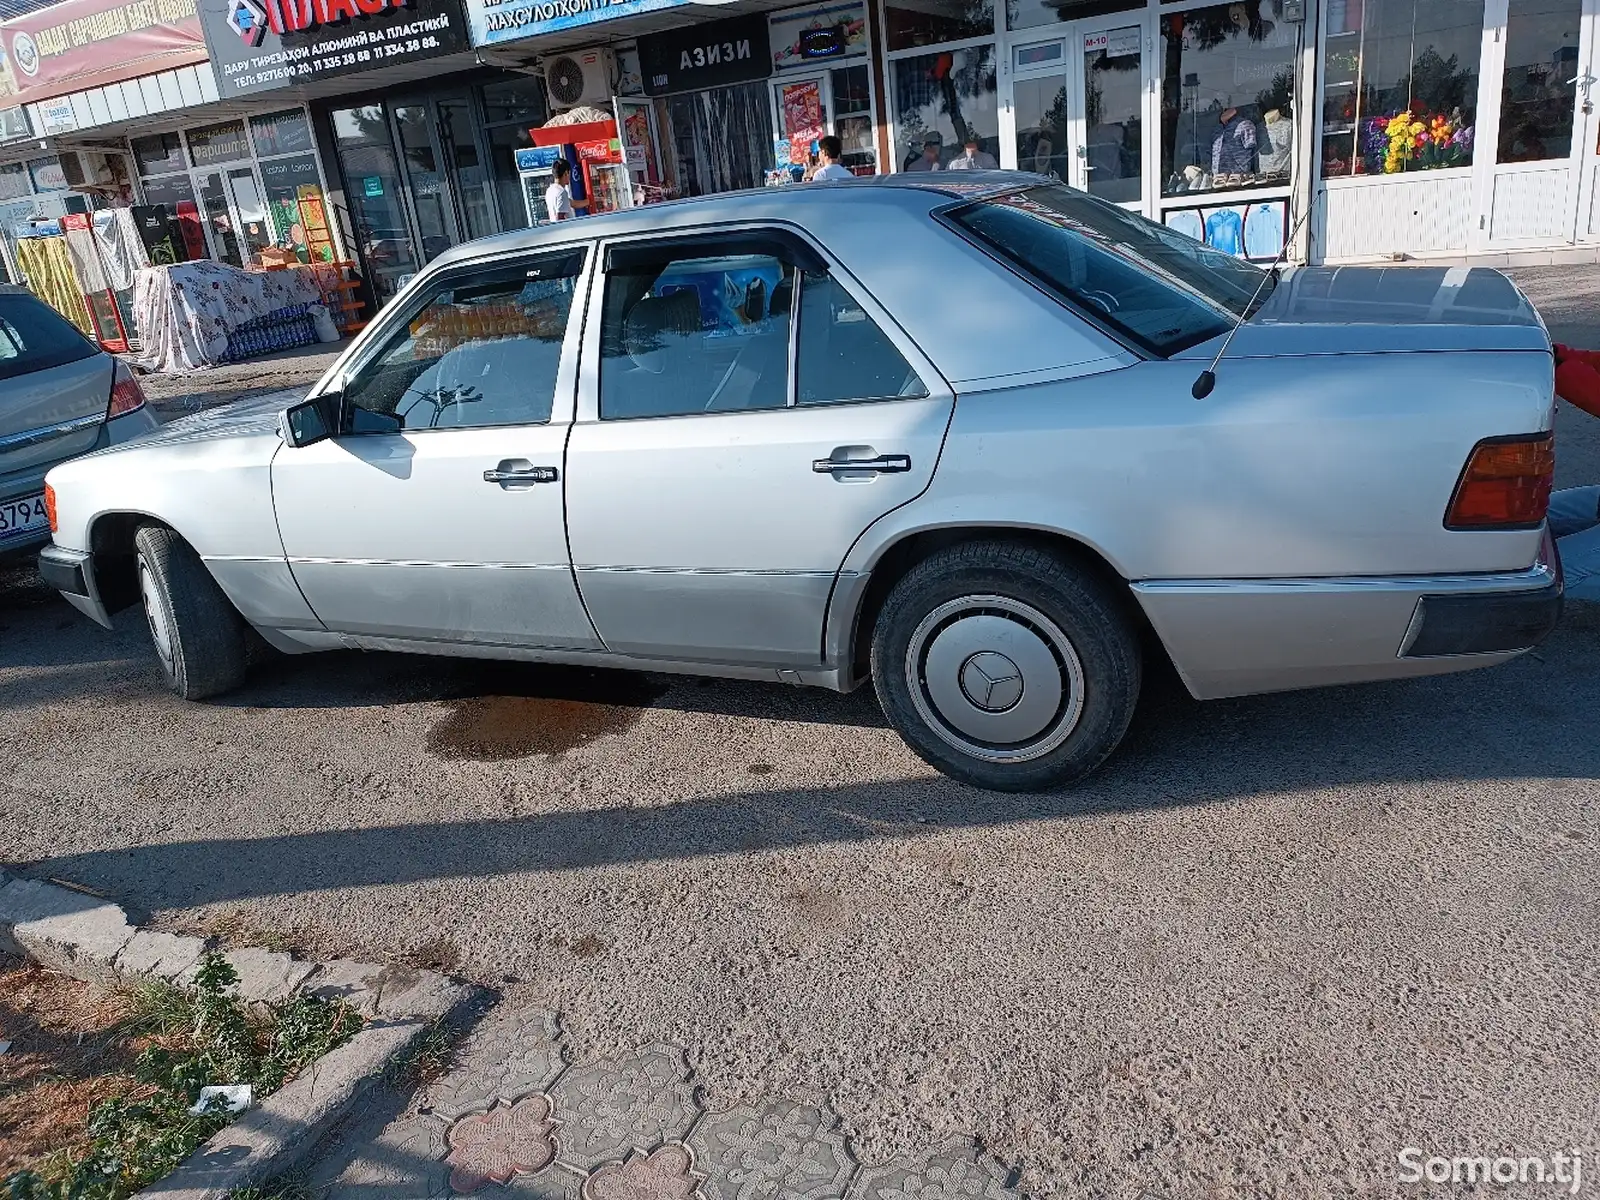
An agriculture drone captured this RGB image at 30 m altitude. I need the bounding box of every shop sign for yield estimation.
[0,107,29,141]
[197,0,472,96]
[514,146,562,171]
[770,2,864,72]
[779,79,823,164]
[362,174,383,195]
[467,0,689,51]
[0,0,206,99]
[28,156,67,192]
[187,119,250,165]
[638,12,770,97]
[1082,26,1138,56]
[37,96,76,133]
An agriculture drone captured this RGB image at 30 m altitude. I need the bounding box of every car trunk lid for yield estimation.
[1174,265,1550,358]
[0,352,114,478]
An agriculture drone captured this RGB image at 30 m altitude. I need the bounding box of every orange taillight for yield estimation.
[43,483,56,533]
[1445,434,1554,529]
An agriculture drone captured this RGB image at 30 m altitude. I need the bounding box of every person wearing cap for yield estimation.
[947,135,999,170]
[905,133,943,171]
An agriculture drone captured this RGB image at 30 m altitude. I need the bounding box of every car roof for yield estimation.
[427,171,1043,271]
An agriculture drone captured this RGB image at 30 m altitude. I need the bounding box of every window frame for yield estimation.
[580,222,944,425]
[330,242,595,437]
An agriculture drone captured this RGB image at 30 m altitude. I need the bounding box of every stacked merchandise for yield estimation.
[133,258,323,372]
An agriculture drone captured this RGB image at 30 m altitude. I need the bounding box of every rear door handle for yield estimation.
[484,461,559,485]
[812,454,911,474]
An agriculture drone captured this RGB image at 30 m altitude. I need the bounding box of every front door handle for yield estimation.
[813,453,912,474]
[484,460,559,485]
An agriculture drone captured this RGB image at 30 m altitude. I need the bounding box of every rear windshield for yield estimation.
[947,185,1269,356]
[0,293,96,381]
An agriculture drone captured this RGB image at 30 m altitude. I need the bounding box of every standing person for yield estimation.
[947,135,998,170]
[811,135,854,181]
[1551,344,1600,600]
[905,133,943,171]
[544,159,586,223]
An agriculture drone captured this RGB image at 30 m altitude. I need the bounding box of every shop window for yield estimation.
[251,109,314,158]
[1009,0,1143,33]
[188,120,251,169]
[667,82,776,196]
[333,104,420,304]
[891,45,999,171]
[831,65,878,172]
[346,252,585,432]
[885,0,993,52]
[1320,0,1482,177]
[131,133,185,177]
[1498,0,1582,163]
[480,77,549,126]
[0,163,27,202]
[796,273,926,404]
[260,154,335,263]
[1159,2,1297,197]
[600,249,795,420]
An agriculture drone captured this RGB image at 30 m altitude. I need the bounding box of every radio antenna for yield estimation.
[1191,202,1314,400]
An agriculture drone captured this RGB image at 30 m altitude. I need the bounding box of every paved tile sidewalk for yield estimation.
[310,1003,1024,1200]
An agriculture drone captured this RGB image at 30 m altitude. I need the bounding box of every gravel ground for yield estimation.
[2,267,1597,1198]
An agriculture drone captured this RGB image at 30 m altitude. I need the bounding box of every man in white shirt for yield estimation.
[544,158,586,222]
[811,135,853,181]
[947,135,999,170]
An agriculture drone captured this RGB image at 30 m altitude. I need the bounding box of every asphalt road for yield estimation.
[3,274,1598,1198]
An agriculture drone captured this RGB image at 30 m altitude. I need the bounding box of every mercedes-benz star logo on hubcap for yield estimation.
[959,651,1024,713]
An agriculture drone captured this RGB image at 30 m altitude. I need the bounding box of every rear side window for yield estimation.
[795,272,926,405]
[0,294,95,381]
[948,185,1266,355]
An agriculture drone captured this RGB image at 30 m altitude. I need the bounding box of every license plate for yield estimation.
[0,492,48,544]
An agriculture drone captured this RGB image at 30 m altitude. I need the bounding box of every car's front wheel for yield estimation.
[134,524,247,700]
[871,541,1142,792]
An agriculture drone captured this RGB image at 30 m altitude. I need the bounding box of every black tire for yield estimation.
[871,540,1142,792]
[134,524,248,700]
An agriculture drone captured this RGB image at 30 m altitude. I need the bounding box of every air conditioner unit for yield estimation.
[542,47,615,109]
[58,150,113,189]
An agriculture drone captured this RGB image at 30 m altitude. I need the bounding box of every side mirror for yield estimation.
[280,393,338,448]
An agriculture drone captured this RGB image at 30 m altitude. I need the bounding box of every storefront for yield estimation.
[881,0,1307,260]
[1313,0,1600,262]
[130,108,337,268]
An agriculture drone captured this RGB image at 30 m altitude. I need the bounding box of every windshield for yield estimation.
[947,185,1270,355]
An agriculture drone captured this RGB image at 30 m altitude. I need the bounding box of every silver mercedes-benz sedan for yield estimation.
[38,177,1562,791]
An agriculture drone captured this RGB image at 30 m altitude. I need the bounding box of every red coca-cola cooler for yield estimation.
[528,120,636,215]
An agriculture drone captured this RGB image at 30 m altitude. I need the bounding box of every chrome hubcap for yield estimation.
[905,595,1085,763]
[140,561,174,671]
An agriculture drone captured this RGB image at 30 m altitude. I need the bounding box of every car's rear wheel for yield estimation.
[871,541,1142,792]
[134,524,247,700]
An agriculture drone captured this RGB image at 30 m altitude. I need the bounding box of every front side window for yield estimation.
[1320,0,1483,177]
[345,251,585,432]
[1161,2,1298,197]
[600,247,796,419]
[950,184,1263,353]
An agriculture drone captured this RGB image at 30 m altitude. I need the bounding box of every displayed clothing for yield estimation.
[15,236,93,336]
[1243,203,1285,259]
[1165,209,1205,243]
[1204,208,1244,256]
[1258,111,1294,176]
[1211,111,1258,176]
[133,258,322,372]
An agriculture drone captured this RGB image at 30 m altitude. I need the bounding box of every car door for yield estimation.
[271,246,601,650]
[564,228,954,666]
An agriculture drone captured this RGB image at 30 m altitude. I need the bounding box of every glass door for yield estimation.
[1077,20,1146,206]
[392,101,459,263]
[225,167,274,264]
[1003,21,1147,207]
[331,104,422,305]
[194,170,242,266]
[437,95,498,241]
[1569,0,1600,239]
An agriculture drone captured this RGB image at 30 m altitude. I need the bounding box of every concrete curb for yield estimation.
[0,870,482,1200]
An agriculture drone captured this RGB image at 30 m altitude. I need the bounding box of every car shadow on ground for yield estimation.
[14,601,1600,912]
